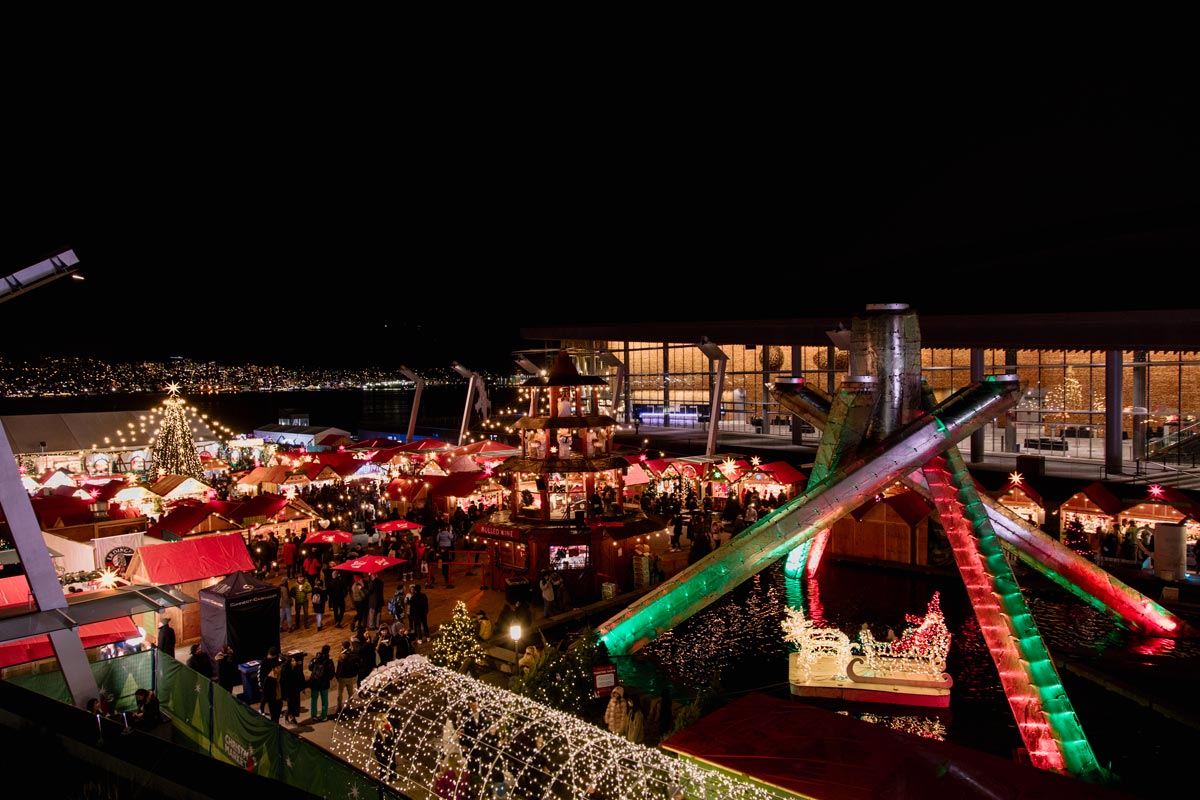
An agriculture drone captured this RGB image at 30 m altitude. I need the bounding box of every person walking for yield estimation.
[294,573,312,630]
[424,545,439,588]
[311,578,327,632]
[329,570,347,629]
[409,584,430,643]
[350,575,368,632]
[279,577,295,633]
[308,643,333,722]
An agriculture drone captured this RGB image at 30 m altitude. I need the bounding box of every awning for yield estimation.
[125,532,254,585]
[0,616,140,669]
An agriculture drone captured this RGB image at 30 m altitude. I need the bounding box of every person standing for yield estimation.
[539,571,556,619]
[294,573,312,630]
[424,545,439,588]
[671,513,683,550]
[624,695,645,744]
[311,578,327,632]
[258,646,283,722]
[281,534,298,579]
[303,551,322,584]
[328,570,347,629]
[281,652,305,725]
[604,685,628,736]
[216,644,240,694]
[156,616,176,659]
[368,572,385,630]
[308,643,333,722]
[335,640,360,713]
[409,584,430,643]
[186,644,213,679]
[279,577,295,633]
[375,624,394,669]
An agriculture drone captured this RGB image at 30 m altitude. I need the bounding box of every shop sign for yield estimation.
[593,665,618,698]
[477,523,522,541]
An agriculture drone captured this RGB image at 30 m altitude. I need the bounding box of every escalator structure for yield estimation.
[596,304,1162,784]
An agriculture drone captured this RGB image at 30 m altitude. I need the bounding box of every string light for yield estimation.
[331,656,786,800]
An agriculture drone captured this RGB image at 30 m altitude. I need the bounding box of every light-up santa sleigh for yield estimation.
[782,592,953,708]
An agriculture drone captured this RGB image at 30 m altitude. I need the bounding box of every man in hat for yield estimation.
[156,615,176,659]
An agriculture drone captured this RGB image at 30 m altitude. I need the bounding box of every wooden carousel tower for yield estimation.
[472,351,664,603]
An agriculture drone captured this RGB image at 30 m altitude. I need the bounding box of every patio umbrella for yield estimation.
[304,529,353,545]
[330,555,406,574]
[374,519,424,533]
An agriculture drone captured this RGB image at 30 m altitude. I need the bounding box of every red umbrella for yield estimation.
[304,529,353,544]
[374,519,424,533]
[330,555,406,574]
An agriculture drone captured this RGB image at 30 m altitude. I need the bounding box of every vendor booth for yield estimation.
[198,569,279,666]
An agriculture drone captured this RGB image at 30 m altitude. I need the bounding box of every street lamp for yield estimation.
[510,623,521,659]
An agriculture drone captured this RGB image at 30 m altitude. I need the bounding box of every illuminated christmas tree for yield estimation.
[510,627,598,716]
[428,601,488,673]
[149,384,205,480]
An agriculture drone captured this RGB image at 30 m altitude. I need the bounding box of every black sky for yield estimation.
[3,69,1197,372]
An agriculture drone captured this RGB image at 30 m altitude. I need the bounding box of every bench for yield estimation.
[1023,437,1069,452]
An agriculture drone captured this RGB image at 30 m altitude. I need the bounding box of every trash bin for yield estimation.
[238,661,261,705]
[504,576,530,605]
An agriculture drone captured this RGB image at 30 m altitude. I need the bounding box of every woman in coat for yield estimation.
[604,685,627,736]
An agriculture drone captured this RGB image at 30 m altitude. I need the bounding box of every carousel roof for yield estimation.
[494,456,630,475]
[522,349,609,388]
[512,414,617,430]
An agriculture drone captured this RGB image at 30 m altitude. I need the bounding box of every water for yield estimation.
[0,386,521,442]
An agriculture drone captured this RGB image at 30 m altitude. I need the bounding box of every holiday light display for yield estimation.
[855,592,950,681]
[780,606,852,683]
[428,601,489,672]
[148,385,206,480]
[330,657,785,800]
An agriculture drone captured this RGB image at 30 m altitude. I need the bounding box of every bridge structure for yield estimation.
[597,303,1198,785]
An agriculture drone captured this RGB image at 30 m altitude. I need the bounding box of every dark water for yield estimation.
[0,387,520,441]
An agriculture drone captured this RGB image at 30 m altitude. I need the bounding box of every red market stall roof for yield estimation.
[759,460,807,486]
[147,503,240,539]
[394,438,455,453]
[452,439,521,456]
[0,615,140,669]
[623,462,653,486]
[660,692,1127,800]
[1080,480,1200,521]
[125,532,254,585]
[851,489,935,526]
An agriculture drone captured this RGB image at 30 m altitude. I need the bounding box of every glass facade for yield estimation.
[561,339,1200,465]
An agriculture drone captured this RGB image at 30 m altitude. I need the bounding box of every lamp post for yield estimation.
[510,623,521,661]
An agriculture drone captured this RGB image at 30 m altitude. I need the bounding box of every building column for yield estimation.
[1004,348,1019,453]
[1105,350,1124,475]
[1132,350,1148,462]
[970,347,985,463]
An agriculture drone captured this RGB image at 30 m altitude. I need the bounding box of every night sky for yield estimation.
[3,70,1196,371]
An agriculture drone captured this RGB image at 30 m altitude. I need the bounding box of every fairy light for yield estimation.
[856,592,951,680]
[330,657,784,800]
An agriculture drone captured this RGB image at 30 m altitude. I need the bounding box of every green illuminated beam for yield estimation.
[783,379,873,579]
[923,446,1107,783]
[597,377,1021,655]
